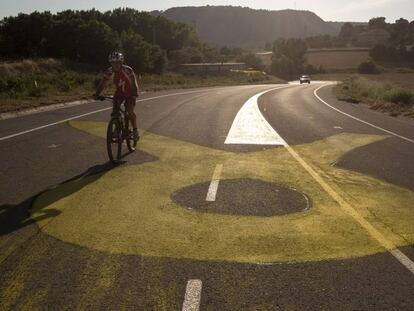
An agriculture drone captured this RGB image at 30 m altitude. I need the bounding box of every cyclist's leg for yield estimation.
[125,97,137,129]
[125,97,139,141]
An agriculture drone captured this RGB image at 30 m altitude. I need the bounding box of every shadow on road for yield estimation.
[0,162,122,236]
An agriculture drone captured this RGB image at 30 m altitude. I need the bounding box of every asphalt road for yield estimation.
[0,82,413,310]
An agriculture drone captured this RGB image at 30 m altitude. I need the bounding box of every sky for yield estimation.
[1,0,413,22]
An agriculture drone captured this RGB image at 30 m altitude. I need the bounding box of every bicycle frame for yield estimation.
[98,96,137,162]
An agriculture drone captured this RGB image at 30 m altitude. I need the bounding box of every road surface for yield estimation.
[1,82,413,310]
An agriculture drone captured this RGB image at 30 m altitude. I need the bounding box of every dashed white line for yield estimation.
[314,83,414,144]
[182,279,202,311]
[206,164,223,202]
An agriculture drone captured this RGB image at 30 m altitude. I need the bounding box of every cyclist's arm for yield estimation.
[130,72,139,97]
[94,78,108,97]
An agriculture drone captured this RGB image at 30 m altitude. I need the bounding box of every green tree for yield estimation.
[409,21,414,43]
[271,38,307,78]
[77,20,119,65]
[120,30,167,74]
[368,17,387,29]
[0,12,53,57]
[391,18,410,47]
[271,54,294,78]
[338,23,354,42]
[0,8,205,74]
[168,47,203,67]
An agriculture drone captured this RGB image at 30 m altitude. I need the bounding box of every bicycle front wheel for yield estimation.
[106,118,122,163]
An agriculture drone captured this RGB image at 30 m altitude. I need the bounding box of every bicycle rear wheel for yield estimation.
[106,118,122,163]
[126,118,137,152]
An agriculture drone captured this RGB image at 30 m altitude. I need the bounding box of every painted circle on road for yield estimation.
[172,178,310,217]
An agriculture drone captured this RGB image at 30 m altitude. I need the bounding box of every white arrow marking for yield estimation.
[225,87,289,145]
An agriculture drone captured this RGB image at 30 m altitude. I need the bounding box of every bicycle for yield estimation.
[97,96,137,163]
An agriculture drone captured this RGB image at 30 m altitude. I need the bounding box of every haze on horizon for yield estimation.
[1,0,413,22]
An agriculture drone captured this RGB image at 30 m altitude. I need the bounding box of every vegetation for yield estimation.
[335,77,414,117]
[0,58,283,113]
[337,17,414,64]
[271,38,307,79]
[358,60,379,74]
[0,59,97,98]
[0,8,253,74]
[238,53,265,71]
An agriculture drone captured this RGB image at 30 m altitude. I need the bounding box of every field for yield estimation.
[257,48,371,71]
[305,48,370,70]
[0,59,284,114]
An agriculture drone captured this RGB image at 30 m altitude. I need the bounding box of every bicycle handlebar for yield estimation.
[96,95,137,102]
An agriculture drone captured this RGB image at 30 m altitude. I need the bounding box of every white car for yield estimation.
[300,75,311,84]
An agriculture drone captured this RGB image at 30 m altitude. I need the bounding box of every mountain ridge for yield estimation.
[152,6,350,48]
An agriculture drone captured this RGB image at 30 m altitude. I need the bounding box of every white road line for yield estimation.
[206,164,223,202]
[314,83,414,144]
[182,279,202,311]
[0,86,275,142]
[0,107,112,141]
[390,249,414,273]
[225,85,292,145]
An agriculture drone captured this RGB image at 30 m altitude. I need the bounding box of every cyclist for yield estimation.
[94,52,140,141]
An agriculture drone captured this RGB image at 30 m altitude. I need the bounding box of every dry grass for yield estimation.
[0,58,62,75]
[313,72,414,90]
[335,76,414,118]
[362,73,414,89]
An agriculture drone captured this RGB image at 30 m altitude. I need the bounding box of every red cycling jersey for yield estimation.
[103,65,137,98]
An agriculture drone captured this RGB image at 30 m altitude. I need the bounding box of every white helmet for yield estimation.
[108,52,124,63]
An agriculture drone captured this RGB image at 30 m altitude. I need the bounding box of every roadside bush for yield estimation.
[27,84,47,97]
[0,76,8,93]
[383,88,414,105]
[0,76,25,98]
[0,63,99,99]
[336,76,414,119]
[358,60,379,74]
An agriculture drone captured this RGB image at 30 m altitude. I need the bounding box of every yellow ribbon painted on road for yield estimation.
[31,121,414,264]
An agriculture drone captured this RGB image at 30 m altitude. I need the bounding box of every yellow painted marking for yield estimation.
[30,121,414,264]
[284,144,414,273]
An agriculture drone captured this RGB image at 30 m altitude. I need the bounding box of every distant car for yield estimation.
[300,75,311,84]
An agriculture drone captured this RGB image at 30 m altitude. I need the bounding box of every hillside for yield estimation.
[153,6,340,48]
